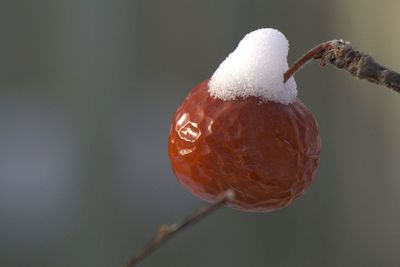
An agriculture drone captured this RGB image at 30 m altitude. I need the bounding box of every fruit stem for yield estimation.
[284,40,400,93]
[123,189,235,267]
[284,41,333,82]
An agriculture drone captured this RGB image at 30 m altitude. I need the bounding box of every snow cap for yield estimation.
[208,28,297,104]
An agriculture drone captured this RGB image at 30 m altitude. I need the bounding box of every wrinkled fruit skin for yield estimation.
[168,80,321,212]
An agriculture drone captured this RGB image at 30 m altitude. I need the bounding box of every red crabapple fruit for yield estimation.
[168,29,321,212]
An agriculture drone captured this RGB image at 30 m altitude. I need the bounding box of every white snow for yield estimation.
[208,28,297,104]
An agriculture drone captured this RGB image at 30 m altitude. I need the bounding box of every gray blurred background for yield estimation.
[0,1,399,266]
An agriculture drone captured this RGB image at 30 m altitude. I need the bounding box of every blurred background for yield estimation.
[0,1,399,266]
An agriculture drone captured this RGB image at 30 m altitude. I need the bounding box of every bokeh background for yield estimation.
[1,1,400,266]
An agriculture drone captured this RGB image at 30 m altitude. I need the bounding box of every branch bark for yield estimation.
[284,40,400,93]
[123,39,400,267]
[123,189,235,267]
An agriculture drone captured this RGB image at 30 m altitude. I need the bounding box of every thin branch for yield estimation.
[123,189,235,267]
[284,39,400,93]
[124,39,400,267]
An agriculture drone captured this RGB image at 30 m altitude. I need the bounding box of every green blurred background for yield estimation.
[0,1,399,266]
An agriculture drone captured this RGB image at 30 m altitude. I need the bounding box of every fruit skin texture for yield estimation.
[168,80,321,212]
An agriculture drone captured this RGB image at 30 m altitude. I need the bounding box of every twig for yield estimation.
[284,39,400,93]
[123,189,235,267]
[123,40,400,267]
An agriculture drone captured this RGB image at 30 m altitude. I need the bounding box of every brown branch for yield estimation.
[123,189,235,267]
[284,39,400,93]
[123,39,400,267]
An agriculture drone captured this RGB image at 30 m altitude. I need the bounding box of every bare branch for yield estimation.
[123,39,400,267]
[123,189,235,267]
[284,40,400,93]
